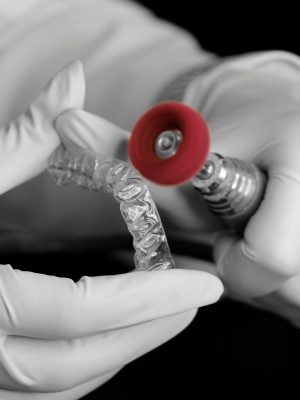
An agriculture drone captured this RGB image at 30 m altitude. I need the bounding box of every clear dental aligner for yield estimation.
[47,145,175,271]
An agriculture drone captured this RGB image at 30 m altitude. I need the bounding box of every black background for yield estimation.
[137,1,300,57]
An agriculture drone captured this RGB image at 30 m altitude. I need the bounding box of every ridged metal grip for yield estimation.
[192,153,267,232]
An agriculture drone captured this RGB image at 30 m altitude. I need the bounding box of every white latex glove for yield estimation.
[182,51,300,326]
[0,59,84,196]
[0,265,222,399]
[0,60,223,399]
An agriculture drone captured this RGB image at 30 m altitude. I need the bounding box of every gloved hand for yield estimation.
[0,61,223,399]
[182,51,300,326]
[56,51,300,328]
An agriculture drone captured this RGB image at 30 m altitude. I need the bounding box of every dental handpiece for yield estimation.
[128,102,267,232]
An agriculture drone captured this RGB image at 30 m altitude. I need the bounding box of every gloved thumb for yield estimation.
[0,60,85,196]
[55,108,129,160]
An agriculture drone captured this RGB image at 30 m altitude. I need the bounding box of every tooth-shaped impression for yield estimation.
[47,146,175,271]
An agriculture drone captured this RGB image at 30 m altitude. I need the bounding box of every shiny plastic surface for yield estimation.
[47,146,175,271]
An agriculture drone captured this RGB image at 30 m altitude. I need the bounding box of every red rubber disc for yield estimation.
[128,102,210,185]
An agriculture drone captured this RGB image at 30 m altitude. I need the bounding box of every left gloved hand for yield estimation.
[0,60,85,196]
[0,59,223,399]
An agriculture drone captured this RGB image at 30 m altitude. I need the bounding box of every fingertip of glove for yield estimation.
[44,59,86,111]
[63,58,84,78]
[65,59,86,109]
[132,269,224,310]
[55,108,129,157]
[181,269,224,305]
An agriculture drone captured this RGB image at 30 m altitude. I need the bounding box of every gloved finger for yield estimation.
[214,167,300,298]
[0,59,85,196]
[0,310,197,392]
[0,369,120,400]
[0,264,223,339]
[113,251,218,276]
[56,108,129,160]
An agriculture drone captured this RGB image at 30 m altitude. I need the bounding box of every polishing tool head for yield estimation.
[128,102,210,185]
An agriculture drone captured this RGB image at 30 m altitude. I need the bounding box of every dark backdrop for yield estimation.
[138,2,300,57]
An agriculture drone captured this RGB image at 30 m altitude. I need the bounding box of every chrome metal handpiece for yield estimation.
[192,153,266,231]
[154,129,267,232]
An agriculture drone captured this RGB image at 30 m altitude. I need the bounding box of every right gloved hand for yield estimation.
[182,52,300,325]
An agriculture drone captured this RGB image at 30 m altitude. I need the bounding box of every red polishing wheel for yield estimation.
[128,102,210,185]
